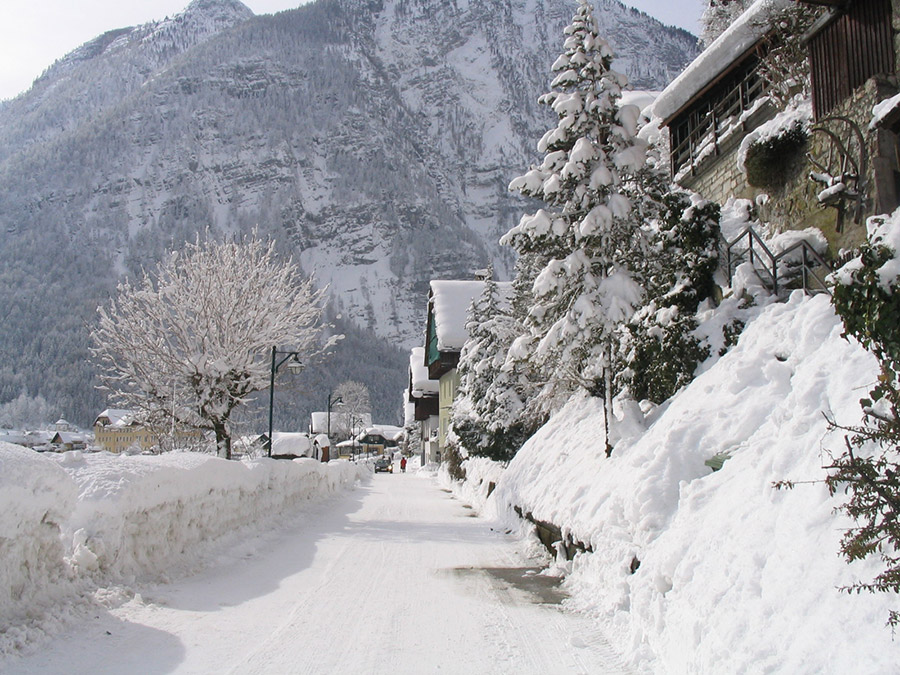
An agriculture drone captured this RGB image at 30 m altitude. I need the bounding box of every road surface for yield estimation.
[7,470,630,674]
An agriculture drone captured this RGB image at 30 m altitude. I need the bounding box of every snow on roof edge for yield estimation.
[653,0,789,123]
[429,280,487,352]
[409,347,438,396]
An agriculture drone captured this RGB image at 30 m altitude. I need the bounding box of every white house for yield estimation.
[270,432,314,459]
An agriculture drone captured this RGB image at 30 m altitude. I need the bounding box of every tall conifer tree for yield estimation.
[501,0,656,455]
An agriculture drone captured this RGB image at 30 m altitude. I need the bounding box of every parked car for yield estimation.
[374,457,393,473]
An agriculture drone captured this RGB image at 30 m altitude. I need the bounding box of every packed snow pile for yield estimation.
[0,448,367,654]
[0,445,77,634]
[443,456,506,512]
[482,292,898,673]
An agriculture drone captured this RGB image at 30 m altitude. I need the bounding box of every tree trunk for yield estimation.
[604,343,613,458]
[213,421,232,460]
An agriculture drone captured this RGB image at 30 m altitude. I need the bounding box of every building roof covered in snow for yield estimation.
[356,425,404,443]
[409,347,438,398]
[310,411,372,436]
[49,432,89,448]
[427,280,487,353]
[93,409,141,428]
[653,0,788,123]
[425,279,515,379]
[270,432,312,457]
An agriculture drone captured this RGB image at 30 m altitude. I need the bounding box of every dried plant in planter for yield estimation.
[744,123,808,189]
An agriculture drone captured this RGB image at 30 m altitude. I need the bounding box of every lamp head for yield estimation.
[286,355,304,374]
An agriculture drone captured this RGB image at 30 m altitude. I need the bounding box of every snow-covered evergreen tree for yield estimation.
[622,192,720,403]
[497,253,551,431]
[451,269,536,462]
[501,0,658,455]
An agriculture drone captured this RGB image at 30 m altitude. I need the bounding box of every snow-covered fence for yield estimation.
[0,445,367,644]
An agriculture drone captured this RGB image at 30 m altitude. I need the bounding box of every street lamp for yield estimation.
[326,393,343,440]
[267,346,304,457]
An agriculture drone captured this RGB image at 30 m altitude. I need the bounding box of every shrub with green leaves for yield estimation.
[744,122,807,189]
[829,213,900,629]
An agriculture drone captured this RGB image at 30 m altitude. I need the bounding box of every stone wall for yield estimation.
[677,105,771,208]
[676,74,900,255]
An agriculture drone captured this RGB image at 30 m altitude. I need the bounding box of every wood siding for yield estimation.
[810,0,894,118]
[669,53,765,177]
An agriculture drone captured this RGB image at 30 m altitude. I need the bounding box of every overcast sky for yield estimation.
[0,0,703,102]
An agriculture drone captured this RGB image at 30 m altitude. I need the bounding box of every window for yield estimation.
[669,53,766,176]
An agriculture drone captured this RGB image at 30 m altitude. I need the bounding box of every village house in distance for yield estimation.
[406,274,511,464]
[93,408,201,454]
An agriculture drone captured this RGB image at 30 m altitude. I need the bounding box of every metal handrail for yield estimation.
[724,226,832,297]
[775,239,832,295]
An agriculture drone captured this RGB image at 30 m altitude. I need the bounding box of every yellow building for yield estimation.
[93,408,202,454]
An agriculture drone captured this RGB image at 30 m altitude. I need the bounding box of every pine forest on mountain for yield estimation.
[0,0,698,427]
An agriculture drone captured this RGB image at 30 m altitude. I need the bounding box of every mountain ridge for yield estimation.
[0,0,700,424]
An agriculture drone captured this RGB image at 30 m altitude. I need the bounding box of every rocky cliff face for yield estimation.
[0,0,699,423]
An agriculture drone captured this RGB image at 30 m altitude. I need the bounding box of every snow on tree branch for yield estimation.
[90,232,340,459]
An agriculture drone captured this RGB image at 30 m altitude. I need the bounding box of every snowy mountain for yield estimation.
[0,0,699,423]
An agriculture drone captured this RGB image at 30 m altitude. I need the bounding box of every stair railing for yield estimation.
[724,226,832,296]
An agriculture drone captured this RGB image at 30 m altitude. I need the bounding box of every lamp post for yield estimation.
[349,413,361,461]
[326,393,343,440]
[267,346,304,457]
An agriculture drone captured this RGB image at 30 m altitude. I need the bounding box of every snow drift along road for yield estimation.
[3,469,630,674]
[0,448,366,654]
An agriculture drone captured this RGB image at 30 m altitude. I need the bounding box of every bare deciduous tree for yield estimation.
[91,233,339,459]
[333,380,371,440]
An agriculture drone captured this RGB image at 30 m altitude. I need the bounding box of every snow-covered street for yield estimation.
[6,470,628,675]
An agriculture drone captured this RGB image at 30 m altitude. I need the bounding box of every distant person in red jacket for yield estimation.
[400,456,407,473]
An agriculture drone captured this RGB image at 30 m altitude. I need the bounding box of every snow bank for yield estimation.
[440,456,506,512]
[488,293,898,672]
[0,449,367,654]
[0,444,77,634]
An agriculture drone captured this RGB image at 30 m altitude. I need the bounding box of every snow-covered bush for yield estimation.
[737,98,812,190]
[743,121,807,189]
[829,209,900,628]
